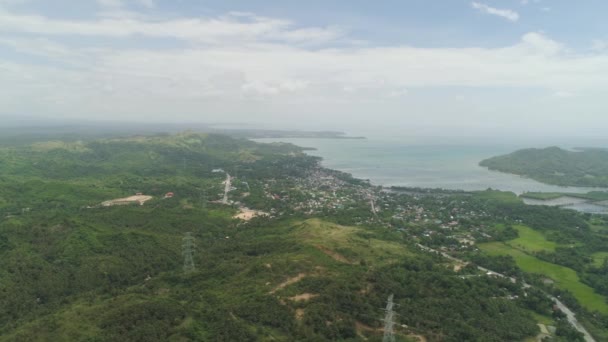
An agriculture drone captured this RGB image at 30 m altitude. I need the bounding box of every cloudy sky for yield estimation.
[1,0,608,137]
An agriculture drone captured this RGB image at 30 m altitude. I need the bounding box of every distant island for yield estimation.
[0,122,366,145]
[214,129,366,140]
[480,146,608,187]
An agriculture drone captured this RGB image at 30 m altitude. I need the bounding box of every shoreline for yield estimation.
[260,137,608,196]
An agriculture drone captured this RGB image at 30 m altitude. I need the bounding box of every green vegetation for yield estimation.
[479,242,608,314]
[291,218,411,265]
[506,225,557,252]
[520,192,565,200]
[0,132,548,341]
[480,146,608,187]
[472,189,523,203]
[592,252,608,267]
[521,191,608,202]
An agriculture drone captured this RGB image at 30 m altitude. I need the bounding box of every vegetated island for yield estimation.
[480,146,608,188]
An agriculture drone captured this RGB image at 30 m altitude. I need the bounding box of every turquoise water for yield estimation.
[254,138,607,195]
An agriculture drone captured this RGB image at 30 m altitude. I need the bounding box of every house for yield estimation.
[164,192,175,199]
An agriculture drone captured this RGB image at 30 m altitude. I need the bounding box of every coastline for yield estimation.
[255,137,608,196]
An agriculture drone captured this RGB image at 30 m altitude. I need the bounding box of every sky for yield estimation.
[1,0,608,138]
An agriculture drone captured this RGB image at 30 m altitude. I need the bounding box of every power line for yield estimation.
[182,232,196,273]
[200,190,207,209]
[382,294,396,342]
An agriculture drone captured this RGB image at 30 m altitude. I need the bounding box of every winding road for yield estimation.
[222,173,231,204]
[416,244,596,342]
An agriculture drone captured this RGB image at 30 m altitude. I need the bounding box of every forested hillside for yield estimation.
[480,146,608,187]
[0,133,599,341]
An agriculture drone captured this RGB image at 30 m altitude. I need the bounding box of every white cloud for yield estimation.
[96,0,154,9]
[520,32,563,55]
[0,37,74,59]
[592,39,608,51]
[0,9,343,45]
[1,7,608,131]
[135,0,155,8]
[0,0,30,5]
[520,0,541,4]
[471,2,519,22]
[387,88,409,98]
[553,91,575,98]
[97,0,123,9]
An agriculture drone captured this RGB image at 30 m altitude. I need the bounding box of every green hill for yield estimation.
[480,146,608,187]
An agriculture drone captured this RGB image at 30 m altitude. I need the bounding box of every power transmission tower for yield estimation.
[200,190,207,209]
[382,294,396,342]
[182,232,196,273]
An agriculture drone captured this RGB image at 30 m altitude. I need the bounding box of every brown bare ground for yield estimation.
[289,293,319,302]
[295,308,305,321]
[408,334,428,342]
[359,283,373,295]
[233,207,269,221]
[453,261,468,272]
[315,245,351,263]
[101,195,153,207]
[355,321,382,333]
[270,273,306,294]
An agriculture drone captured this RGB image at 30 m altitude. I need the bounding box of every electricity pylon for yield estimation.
[182,232,196,273]
[200,190,207,209]
[382,294,396,342]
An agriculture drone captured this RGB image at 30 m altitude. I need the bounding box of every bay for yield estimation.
[254,137,607,195]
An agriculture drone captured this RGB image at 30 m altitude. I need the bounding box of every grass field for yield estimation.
[506,225,557,252]
[520,191,608,201]
[473,190,522,203]
[592,252,608,267]
[479,242,608,314]
[529,312,554,325]
[292,218,410,266]
[520,192,564,200]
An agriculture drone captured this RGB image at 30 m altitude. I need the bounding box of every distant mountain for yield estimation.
[0,118,363,145]
[480,146,608,187]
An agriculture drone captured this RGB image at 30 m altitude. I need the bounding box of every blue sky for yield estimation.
[1,0,608,137]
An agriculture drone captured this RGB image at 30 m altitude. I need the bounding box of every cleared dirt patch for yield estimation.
[233,207,269,221]
[359,283,373,295]
[316,245,351,263]
[453,261,468,272]
[270,273,306,294]
[408,334,428,342]
[295,308,305,321]
[289,293,318,302]
[355,321,381,333]
[101,195,153,207]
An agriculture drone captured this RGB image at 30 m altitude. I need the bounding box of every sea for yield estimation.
[254,137,608,214]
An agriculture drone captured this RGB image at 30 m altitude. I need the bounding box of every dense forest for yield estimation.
[480,146,608,187]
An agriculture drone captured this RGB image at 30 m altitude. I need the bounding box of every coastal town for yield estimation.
[211,160,603,341]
